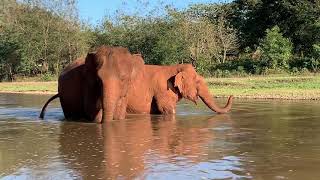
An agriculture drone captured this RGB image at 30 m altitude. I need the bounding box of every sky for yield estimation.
[77,0,222,25]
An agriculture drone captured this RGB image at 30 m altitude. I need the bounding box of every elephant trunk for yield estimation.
[100,79,120,123]
[197,78,233,114]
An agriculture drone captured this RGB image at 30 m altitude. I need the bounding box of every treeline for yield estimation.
[0,0,92,81]
[1,0,320,81]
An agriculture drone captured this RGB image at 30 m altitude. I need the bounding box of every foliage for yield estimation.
[311,44,320,71]
[0,0,320,81]
[40,72,57,81]
[259,26,293,70]
[0,31,21,81]
[0,0,92,81]
[212,57,260,76]
[229,0,320,54]
[93,4,238,75]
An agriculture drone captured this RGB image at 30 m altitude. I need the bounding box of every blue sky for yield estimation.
[77,0,222,25]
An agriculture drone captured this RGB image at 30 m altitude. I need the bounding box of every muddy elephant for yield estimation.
[39,46,144,123]
[126,56,233,114]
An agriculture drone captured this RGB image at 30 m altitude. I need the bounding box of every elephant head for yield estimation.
[85,46,144,122]
[174,64,233,113]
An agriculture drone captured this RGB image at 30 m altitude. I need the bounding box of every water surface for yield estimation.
[0,93,320,179]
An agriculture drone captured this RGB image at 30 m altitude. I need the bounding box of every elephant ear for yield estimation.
[131,54,144,79]
[85,51,104,73]
[174,72,186,96]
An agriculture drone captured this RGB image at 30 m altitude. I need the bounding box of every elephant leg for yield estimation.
[83,83,103,123]
[84,101,102,123]
[154,93,177,114]
[162,114,176,121]
[113,96,128,120]
[93,109,103,123]
[60,97,84,120]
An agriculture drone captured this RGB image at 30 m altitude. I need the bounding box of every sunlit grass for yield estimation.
[207,76,320,99]
[0,81,57,94]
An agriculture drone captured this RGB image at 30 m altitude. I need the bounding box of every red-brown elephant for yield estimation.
[39,46,144,123]
[126,55,233,114]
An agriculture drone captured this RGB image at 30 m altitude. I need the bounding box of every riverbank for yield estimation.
[207,75,320,100]
[0,81,57,95]
[0,76,319,100]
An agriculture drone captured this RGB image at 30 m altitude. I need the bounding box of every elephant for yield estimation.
[39,46,144,123]
[126,56,233,114]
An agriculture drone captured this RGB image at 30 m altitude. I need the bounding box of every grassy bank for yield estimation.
[0,81,57,94]
[0,76,319,100]
[207,75,320,100]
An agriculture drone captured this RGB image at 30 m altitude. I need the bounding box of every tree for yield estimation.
[310,44,320,72]
[0,0,92,80]
[0,32,21,81]
[94,4,239,75]
[260,26,293,69]
[184,3,239,63]
[230,0,320,54]
[162,5,238,72]
[216,15,238,63]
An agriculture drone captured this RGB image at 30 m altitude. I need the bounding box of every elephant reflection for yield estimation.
[58,114,231,179]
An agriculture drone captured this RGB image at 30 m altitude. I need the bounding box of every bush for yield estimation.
[260,67,288,75]
[300,68,311,75]
[211,69,223,78]
[40,72,56,81]
[311,44,320,72]
[289,56,315,71]
[211,58,260,76]
[259,26,293,70]
[291,67,299,74]
[0,32,21,81]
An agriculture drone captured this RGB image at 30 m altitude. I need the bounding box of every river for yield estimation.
[0,93,319,179]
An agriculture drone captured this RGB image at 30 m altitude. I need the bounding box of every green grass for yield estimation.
[206,76,320,100]
[0,81,57,94]
[0,76,320,99]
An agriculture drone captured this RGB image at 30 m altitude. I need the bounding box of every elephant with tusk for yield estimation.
[126,54,234,115]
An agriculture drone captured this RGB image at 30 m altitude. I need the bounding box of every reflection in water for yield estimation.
[0,93,63,121]
[0,93,320,179]
[59,114,248,179]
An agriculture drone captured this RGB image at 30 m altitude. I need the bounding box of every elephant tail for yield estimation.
[39,94,59,119]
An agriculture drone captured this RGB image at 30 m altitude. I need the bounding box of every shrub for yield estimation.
[291,67,299,74]
[211,57,260,75]
[40,72,56,81]
[289,56,315,71]
[300,68,311,75]
[259,26,293,70]
[311,44,320,72]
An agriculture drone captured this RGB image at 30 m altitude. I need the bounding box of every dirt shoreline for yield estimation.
[0,91,57,95]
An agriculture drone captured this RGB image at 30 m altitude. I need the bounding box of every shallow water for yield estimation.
[0,93,320,180]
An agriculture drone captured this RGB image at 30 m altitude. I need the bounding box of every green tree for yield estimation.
[180,4,238,64]
[0,32,21,81]
[95,4,238,76]
[230,0,320,54]
[310,44,320,72]
[0,0,92,80]
[260,26,293,69]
